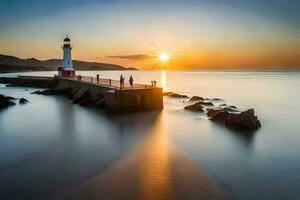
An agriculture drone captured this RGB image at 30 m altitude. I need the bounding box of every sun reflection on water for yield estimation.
[161,70,168,92]
[138,113,174,200]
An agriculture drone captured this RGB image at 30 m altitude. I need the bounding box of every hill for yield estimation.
[0,54,136,73]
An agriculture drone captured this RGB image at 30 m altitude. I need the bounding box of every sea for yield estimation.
[0,70,300,199]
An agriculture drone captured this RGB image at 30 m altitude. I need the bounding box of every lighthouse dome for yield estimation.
[64,37,71,42]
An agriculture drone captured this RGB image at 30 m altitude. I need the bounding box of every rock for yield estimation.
[214,104,239,112]
[5,96,16,100]
[31,90,43,95]
[189,96,204,101]
[197,101,214,106]
[225,109,261,131]
[219,103,227,107]
[209,108,261,131]
[39,89,57,96]
[163,92,173,96]
[79,97,94,106]
[72,90,90,104]
[95,98,105,108]
[169,93,189,98]
[19,98,29,104]
[222,107,240,113]
[207,108,223,117]
[0,94,16,109]
[210,111,230,123]
[207,107,240,117]
[212,98,223,101]
[184,103,205,112]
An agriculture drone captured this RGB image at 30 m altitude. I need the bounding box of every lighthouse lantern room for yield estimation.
[58,36,75,78]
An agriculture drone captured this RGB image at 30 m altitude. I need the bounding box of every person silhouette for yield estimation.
[96,74,99,83]
[129,75,134,87]
[120,75,123,89]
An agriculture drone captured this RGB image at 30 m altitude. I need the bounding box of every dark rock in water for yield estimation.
[30,86,106,109]
[219,103,227,107]
[197,101,214,106]
[189,96,204,101]
[31,90,43,95]
[222,107,240,113]
[207,108,223,117]
[19,98,29,104]
[215,104,239,112]
[31,89,57,96]
[209,108,261,131]
[79,97,93,106]
[169,93,189,98]
[163,92,173,96]
[72,90,90,104]
[207,107,240,116]
[184,103,205,112]
[225,109,261,131]
[0,94,16,109]
[6,96,16,100]
[210,111,230,123]
[95,98,105,108]
[212,98,223,101]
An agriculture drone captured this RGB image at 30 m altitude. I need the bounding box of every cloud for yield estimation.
[106,54,155,60]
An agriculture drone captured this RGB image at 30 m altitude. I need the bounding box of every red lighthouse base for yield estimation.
[58,67,75,78]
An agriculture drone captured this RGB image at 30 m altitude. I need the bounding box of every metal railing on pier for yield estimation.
[61,75,156,90]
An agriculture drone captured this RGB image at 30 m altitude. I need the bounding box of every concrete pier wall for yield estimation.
[56,78,163,113]
[105,88,163,113]
[0,76,164,113]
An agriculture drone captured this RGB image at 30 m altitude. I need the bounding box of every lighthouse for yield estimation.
[58,36,75,78]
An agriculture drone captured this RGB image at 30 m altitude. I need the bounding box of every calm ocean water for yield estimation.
[1,70,300,199]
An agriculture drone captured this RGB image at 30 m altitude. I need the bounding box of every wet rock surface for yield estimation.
[19,98,29,104]
[189,96,204,101]
[209,108,261,131]
[170,93,189,98]
[197,101,214,106]
[184,103,205,112]
[0,94,16,110]
[178,92,261,132]
[225,109,261,131]
[164,92,189,98]
[32,87,105,109]
[163,92,173,96]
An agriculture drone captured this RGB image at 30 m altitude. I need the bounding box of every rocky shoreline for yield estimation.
[164,92,261,132]
[31,87,105,108]
[0,94,29,110]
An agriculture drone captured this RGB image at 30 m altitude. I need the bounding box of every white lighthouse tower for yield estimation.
[58,36,75,77]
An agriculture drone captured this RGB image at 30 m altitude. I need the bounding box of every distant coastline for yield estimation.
[0,54,137,73]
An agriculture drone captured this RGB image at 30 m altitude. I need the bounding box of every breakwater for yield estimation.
[0,76,163,113]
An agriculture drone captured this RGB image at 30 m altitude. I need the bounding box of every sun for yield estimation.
[159,53,170,62]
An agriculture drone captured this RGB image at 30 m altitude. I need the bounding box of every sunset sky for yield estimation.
[0,0,300,70]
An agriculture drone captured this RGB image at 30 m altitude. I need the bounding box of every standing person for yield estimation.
[120,75,123,89]
[96,74,99,83]
[153,80,157,87]
[129,75,134,87]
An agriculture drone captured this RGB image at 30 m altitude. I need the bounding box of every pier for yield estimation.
[0,75,164,113]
